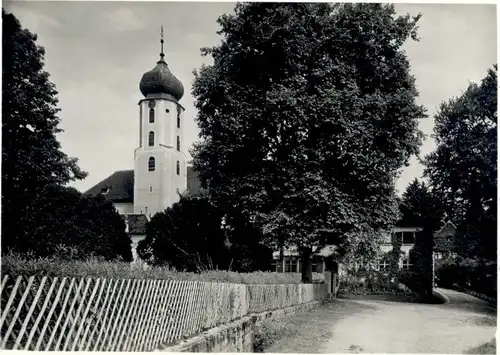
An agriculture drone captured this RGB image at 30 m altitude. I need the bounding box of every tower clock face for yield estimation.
[148,100,156,109]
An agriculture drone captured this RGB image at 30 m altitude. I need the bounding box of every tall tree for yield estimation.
[424,66,497,260]
[399,178,444,297]
[192,3,425,281]
[399,179,444,232]
[2,10,87,252]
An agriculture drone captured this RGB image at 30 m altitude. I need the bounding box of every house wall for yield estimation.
[380,244,414,257]
[114,202,134,214]
[271,256,325,274]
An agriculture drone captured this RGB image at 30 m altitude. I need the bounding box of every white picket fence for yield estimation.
[0,275,328,351]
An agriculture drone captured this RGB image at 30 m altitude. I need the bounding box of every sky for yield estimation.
[4,1,497,195]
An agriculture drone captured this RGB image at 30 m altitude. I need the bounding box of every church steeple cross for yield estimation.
[160,25,165,60]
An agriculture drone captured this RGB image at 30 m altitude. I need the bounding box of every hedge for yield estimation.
[1,255,303,284]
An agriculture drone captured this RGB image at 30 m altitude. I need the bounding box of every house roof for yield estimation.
[84,166,202,202]
[122,214,149,235]
[435,220,457,237]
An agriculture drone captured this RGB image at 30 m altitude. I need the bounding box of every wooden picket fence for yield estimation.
[0,275,327,351]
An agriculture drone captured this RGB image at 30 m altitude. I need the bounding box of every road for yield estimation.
[264,289,496,354]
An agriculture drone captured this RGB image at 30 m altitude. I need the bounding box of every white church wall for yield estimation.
[114,202,134,214]
[134,98,187,216]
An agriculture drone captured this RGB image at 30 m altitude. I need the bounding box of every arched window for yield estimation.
[149,108,155,123]
[176,135,180,151]
[148,131,154,146]
[148,157,155,171]
[176,161,180,175]
[177,107,181,129]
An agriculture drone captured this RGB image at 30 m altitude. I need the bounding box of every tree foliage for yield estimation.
[2,9,87,251]
[424,66,497,260]
[399,179,444,296]
[191,3,426,272]
[17,184,132,261]
[137,197,273,272]
[399,178,444,232]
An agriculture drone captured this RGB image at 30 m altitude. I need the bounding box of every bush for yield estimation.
[338,269,414,296]
[1,254,302,284]
[138,196,273,272]
[436,258,497,299]
[6,184,132,261]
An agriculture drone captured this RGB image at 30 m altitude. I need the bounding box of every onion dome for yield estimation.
[139,27,184,101]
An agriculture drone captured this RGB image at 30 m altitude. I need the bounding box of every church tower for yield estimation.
[134,29,187,216]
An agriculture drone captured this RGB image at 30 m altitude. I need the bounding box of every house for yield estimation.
[377,222,423,272]
[433,220,458,260]
[271,222,423,275]
[271,245,340,273]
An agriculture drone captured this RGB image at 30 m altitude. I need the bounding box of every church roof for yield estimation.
[139,57,184,101]
[84,167,201,202]
[85,170,134,202]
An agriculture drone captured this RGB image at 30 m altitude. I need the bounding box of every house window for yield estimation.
[311,260,318,273]
[402,258,412,270]
[148,157,155,171]
[149,108,155,123]
[176,161,180,175]
[148,131,154,146]
[402,232,414,244]
[379,258,390,271]
[285,258,297,273]
[176,135,180,151]
[276,260,283,273]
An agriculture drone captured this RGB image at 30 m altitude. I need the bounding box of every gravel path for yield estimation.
[266,289,496,354]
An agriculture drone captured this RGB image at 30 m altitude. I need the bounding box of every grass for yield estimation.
[464,338,496,354]
[1,255,303,284]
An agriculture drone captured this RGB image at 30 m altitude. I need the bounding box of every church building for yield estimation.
[85,35,201,259]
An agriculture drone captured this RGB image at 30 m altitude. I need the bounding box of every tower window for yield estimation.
[176,161,180,175]
[149,186,153,192]
[149,108,155,123]
[148,157,155,171]
[176,135,180,151]
[177,109,181,129]
[148,131,155,146]
[139,106,143,146]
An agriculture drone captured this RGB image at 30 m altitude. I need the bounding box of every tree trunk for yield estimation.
[300,246,313,283]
